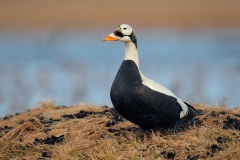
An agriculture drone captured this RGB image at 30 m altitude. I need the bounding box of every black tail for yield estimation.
[175,102,205,129]
[184,101,205,118]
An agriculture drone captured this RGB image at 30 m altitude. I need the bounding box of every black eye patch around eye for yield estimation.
[114,30,124,37]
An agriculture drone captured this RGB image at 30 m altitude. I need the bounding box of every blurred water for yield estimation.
[0,29,240,117]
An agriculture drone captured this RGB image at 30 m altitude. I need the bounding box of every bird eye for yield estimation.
[123,28,127,30]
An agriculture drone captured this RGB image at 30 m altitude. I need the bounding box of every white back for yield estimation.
[140,73,188,118]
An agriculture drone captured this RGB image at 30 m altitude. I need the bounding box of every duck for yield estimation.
[103,24,197,129]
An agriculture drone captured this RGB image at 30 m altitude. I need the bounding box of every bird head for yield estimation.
[103,24,137,47]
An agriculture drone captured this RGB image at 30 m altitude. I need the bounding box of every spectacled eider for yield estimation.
[103,24,198,129]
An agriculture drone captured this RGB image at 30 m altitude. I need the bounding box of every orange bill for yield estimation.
[103,35,119,41]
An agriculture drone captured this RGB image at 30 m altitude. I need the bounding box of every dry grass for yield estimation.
[0,101,239,159]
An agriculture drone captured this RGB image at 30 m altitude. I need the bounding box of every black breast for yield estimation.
[110,60,182,129]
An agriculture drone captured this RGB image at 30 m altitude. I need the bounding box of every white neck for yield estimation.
[124,42,139,67]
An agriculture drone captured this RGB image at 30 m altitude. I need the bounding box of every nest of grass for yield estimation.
[0,101,239,159]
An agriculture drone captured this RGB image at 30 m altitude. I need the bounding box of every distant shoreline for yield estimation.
[1,1,240,30]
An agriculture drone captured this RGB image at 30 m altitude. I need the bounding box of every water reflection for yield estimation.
[0,29,240,117]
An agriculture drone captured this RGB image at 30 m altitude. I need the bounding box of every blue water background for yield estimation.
[0,29,240,117]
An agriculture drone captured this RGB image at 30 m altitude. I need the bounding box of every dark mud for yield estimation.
[33,135,64,145]
[61,110,89,119]
[0,126,13,137]
[61,108,125,126]
[223,116,240,131]
[0,125,13,132]
[160,151,176,159]
[211,144,224,153]
[216,136,232,144]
